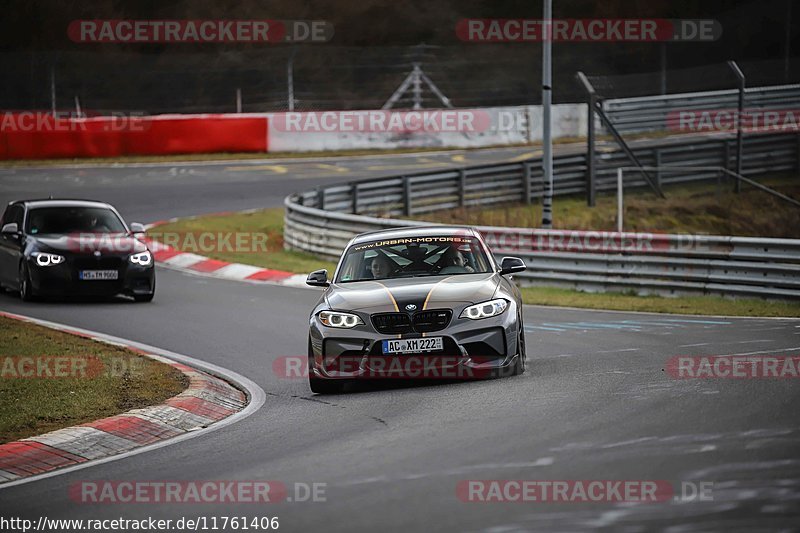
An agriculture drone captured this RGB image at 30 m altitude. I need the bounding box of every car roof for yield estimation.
[10,199,115,210]
[350,225,478,245]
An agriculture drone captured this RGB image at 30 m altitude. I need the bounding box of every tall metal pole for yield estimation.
[236,88,242,113]
[786,0,793,83]
[541,0,554,229]
[287,50,296,112]
[728,60,745,193]
[660,42,667,95]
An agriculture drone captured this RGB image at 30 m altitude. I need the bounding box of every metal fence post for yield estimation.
[728,60,746,193]
[403,176,412,216]
[459,169,467,207]
[352,182,359,214]
[523,162,532,204]
[654,148,662,189]
[576,71,597,207]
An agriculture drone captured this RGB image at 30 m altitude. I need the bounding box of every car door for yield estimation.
[0,205,25,286]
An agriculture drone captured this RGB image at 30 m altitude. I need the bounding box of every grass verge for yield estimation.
[415,174,800,239]
[150,207,800,318]
[0,316,188,443]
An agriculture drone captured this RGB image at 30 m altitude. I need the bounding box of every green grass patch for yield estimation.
[416,174,800,239]
[521,286,800,317]
[0,316,188,443]
[152,208,337,275]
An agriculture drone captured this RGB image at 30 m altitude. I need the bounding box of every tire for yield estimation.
[308,337,343,394]
[134,292,154,302]
[19,262,36,302]
[512,315,526,376]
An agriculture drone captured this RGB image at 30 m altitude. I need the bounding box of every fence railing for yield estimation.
[285,131,800,300]
[603,84,800,134]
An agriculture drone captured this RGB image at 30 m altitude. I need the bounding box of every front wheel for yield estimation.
[512,316,526,376]
[134,292,154,302]
[19,262,36,302]
[308,337,343,394]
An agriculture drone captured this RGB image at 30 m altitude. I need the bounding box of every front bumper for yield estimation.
[309,307,521,380]
[28,256,155,298]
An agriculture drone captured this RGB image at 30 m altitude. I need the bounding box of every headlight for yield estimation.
[319,310,364,328]
[130,250,153,266]
[33,253,65,267]
[460,299,509,320]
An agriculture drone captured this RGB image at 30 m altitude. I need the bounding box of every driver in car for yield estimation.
[370,254,394,279]
[440,247,475,273]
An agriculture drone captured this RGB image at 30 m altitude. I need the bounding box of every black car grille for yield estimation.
[372,313,412,334]
[412,310,452,333]
[371,309,452,334]
[73,256,124,270]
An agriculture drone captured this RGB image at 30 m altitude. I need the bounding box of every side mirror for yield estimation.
[129,222,146,234]
[306,269,330,287]
[1,223,19,235]
[500,256,526,276]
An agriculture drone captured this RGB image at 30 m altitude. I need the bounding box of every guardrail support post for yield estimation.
[654,149,662,189]
[352,182,359,214]
[459,169,467,207]
[403,176,412,216]
[796,135,800,172]
[316,187,325,210]
[523,162,532,205]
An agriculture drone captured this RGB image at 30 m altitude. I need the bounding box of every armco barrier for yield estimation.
[0,114,268,159]
[604,84,800,135]
[285,131,800,300]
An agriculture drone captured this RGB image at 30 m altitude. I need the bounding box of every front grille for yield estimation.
[372,313,412,334]
[73,256,124,270]
[371,309,452,334]
[412,310,452,333]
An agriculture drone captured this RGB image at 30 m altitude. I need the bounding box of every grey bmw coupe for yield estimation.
[305,226,527,393]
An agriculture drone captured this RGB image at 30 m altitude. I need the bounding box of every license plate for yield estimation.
[382,337,443,354]
[80,270,119,280]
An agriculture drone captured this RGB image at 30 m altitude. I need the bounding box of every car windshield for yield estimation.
[336,235,493,283]
[25,206,127,235]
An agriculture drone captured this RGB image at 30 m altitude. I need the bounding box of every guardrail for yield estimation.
[603,84,800,134]
[285,131,800,300]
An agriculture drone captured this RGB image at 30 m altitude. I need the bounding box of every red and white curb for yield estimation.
[0,311,265,489]
[143,218,309,289]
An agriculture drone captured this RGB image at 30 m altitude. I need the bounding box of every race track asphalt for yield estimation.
[1,145,799,531]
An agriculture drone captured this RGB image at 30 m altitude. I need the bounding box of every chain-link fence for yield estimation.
[2,46,798,114]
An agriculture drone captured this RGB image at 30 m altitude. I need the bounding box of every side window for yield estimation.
[1,205,22,228]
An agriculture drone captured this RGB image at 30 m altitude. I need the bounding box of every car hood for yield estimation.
[326,272,499,313]
[32,234,148,255]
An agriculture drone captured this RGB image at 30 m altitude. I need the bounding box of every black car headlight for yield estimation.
[460,299,509,320]
[33,252,65,267]
[319,311,364,328]
[130,250,153,266]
